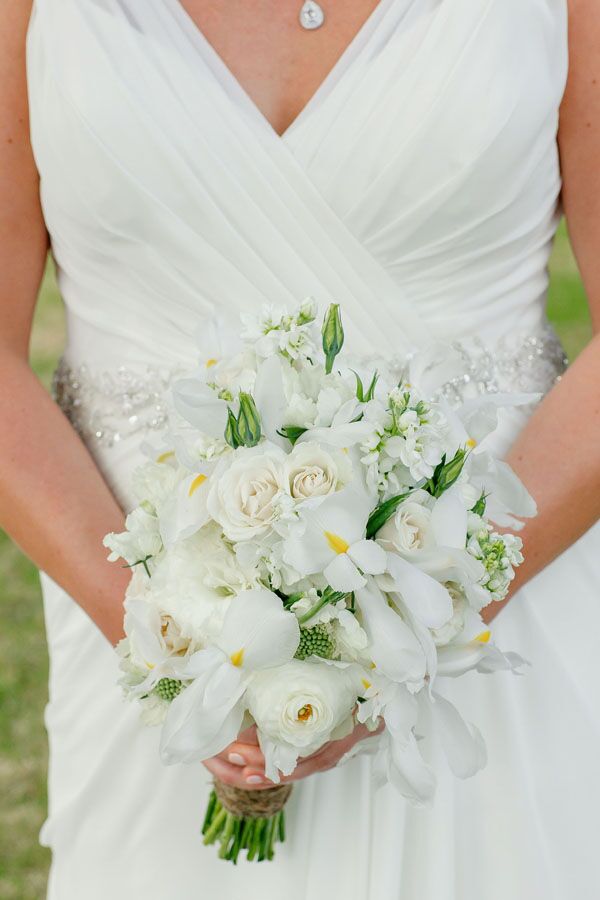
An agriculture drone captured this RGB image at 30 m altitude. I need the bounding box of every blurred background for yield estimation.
[0,223,593,899]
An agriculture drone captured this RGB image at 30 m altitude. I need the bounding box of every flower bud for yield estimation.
[236,392,262,447]
[321,303,344,374]
[224,407,242,449]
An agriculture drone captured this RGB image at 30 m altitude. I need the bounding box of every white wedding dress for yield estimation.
[26,0,600,898]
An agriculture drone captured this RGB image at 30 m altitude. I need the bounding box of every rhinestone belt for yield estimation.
[53,326,567,450]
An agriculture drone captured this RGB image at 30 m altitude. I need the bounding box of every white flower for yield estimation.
[247,658,360,781]
[131,459,183,511]
[283,485,386,592]
[104,506,162,567]
[160,589,300,764]
[291,595,370,662]
[207,444,288,542]
[283,442,352,501]
[241,300,318,362]
[149,527,255,641]
[377,491,435,556]
[430,584,469,646]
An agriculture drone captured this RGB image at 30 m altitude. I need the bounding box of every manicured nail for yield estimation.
[246,775,263,785]
[228,752,246,766]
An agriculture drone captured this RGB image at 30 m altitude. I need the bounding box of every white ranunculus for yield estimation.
[283,442,351,501]
[377,491,435,555]
[247,659,360,771]
[207,444,288,542]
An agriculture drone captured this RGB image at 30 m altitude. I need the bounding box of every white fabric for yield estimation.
[25,0,600,897]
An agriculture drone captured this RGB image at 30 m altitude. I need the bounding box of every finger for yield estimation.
[237,725,259,745]
[217,740,265,769]
[202,755,271,791]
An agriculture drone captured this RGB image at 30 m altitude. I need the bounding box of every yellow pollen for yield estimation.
[324,531,350,555]
[472,630,491,644]
[342,447,349,454]
[361,679,372,692]
[230,648,245,667]
[370,661,377,670]
[188,474,207,497]
[205,358,218,368]
[466,438,477,449]
[297,704,313,722]
[156,451,175,464]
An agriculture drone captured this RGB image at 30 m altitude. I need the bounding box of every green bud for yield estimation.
[237,392,262,447]
[430,447,468,498]
[471,490,487,517]
[225,407,242,449]
[321,303,344,374]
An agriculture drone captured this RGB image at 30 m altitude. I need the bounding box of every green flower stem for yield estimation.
[201,791,287,864]
[297,588,347,625]
[202,806,227,845]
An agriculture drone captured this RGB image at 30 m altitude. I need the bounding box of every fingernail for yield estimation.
[246,775,263,785]
[228,752,246,766]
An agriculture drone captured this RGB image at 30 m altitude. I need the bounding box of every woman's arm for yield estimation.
[0,1,130,644]
[484,0,600,622]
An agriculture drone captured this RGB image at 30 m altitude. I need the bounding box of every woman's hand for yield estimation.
[202,721,384,791]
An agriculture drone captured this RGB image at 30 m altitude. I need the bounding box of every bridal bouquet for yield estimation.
[105,301,534,863]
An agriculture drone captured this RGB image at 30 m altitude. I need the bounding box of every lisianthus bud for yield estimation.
[321,303,344,374]
[224,407,242,449]
[237,392,262,447]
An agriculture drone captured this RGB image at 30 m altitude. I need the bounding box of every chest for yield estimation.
[177,0,382,136]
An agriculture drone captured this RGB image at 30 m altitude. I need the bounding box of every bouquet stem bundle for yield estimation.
[202,780,293,863]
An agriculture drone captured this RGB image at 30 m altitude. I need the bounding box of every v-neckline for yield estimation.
[170,0,397,140]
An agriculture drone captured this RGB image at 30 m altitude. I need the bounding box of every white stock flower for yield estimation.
[104,506,162,567]
[247,658,360,781]
[207,444,288,542]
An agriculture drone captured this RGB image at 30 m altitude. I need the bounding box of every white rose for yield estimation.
[207,444,287,542]
[283,442,351,501]
[377,492,435,555]
[247,659,359,758]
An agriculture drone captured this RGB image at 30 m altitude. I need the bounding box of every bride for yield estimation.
[2,0,599,897]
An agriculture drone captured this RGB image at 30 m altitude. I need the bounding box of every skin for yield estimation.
[1,0,598,791]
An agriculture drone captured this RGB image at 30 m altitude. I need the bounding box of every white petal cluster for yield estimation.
[105,301,534,807]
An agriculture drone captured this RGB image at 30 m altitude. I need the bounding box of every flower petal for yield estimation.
[431,691,487,778]
[356,579,426,684]
[385,553,453,629]
[324,553,366,592]
[430,487,467,550]
[217,588,300,671]
[348,539,387,575]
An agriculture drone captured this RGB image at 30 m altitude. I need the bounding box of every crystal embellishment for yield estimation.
[299,1,325,30]
[52,326,568,452]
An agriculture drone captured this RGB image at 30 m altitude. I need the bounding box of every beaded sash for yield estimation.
[53,326,567,450]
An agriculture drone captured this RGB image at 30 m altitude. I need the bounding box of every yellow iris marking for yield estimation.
[324,531,350,555]
[297,704,313,722]
[361,679,372,692]
[205,358,218,369]
[370,661,377,670]
[188,474,207,497]
[472,630,491,644]
[230,649,245,667]
[156,451,175,464]
[466,438,477,449]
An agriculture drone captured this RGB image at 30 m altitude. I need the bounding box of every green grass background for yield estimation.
[0,222,593,898]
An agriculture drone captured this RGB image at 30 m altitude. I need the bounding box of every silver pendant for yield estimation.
[299,1,325,30]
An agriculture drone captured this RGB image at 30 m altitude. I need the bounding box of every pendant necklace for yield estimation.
[299,1,325,30]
